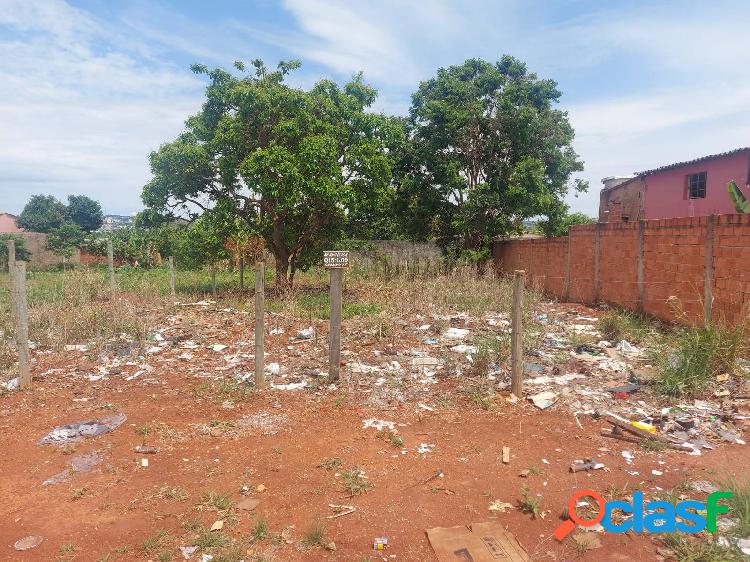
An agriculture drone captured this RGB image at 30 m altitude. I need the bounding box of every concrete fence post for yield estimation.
[12,262,31,390]
[168,256,175,297]
[7,239,16,324]
[637,220,645,312]
[703,214,715,325]
[254,263,265,389]
[510,270,525,399]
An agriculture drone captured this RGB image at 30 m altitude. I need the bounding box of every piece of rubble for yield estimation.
[529,391,558,409]
[443,327,469,340]
[14,535,43,551]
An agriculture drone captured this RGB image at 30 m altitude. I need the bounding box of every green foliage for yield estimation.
[67,195,104,232]
[534,210,594,237]
[17,194,67,233]
[727,180,750,213]
[142,59,402,288]
[655,323,747,396]
[46,222,86,259]
[0,234,31,269]
[17,194,105,234]
[596,309,650,343]
[395,56,586,256]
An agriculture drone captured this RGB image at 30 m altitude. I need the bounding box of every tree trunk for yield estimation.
[274,250,291,292]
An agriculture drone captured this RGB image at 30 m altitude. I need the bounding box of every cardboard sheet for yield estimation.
[426,521,530,562]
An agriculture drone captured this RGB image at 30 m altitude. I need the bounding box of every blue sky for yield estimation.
[2,0,750,217]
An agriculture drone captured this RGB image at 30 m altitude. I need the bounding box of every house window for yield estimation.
[687,171,707,199]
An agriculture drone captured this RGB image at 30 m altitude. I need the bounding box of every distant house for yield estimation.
[0,212,23,233]
[599,147,750,223]
[99,214,134,232]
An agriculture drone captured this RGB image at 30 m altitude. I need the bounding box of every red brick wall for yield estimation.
[492,214,750,325]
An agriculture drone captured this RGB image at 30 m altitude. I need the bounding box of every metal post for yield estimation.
[255,263,265,389]
[12,262,31,390]
[511,270,525,399]
[329,268,343,381]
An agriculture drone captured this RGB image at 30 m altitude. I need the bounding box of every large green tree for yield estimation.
[17,195,67,233]
[67,195,104,232]
[396,56,587,259]
[142,60,401,288]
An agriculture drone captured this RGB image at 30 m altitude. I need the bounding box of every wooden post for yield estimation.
[12,262,31,390]
[511,270,525,399]
[7,239,16,324]
[168,256,175,297]
[7,239,15,272]
[704,214,715,324]
[637,220,645,312]
[329,268,343,381]
[593,223,601,303]
[239,257,244,291]
[255,263,265,389]
[211,266,217,298]
[106,239,116,296]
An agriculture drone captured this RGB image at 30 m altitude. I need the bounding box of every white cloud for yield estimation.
[0,0,203,214]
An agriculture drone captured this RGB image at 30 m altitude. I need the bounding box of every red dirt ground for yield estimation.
[1,302,747,562]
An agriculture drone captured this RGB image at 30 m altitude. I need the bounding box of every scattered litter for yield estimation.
[443,327,469,340]
[134,445,158,454]
[14,535,43,551]
[423,337,440,345]
[265,362,280,374]
[652,470,663,476]
[450,344,477,354]
[64,344,89,352]
[327,504,356,518]
[417,443,435,454]
[295,327,315,340]
[44,451,102,485]
[373,537,389,551]
[180,546,198,559]
[502,446,511,464]
[488,500,513,513]
[210,344,228,352]
[363,419,396,431]
[569,459,605,473]
[210,520,224,531]
[718,429,746,445]
[529,390,558,409]
[141,458,149,467]
[621,450,635,464]
[616,340,640,354]
[2,377,19,391]
[39,413,127,445]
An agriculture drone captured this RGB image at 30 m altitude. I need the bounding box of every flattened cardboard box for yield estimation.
[426,522,530,562]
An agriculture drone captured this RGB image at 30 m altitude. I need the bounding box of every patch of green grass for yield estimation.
[301,519,327,549]
[655,323,747,397]
[720,474,750,539]
[156,485,188,501]
[317,457,342,470]
[597,309,650,343]
[660,534,743,561]
[341,467,373,496]
[466,380,494,410]
[194,527,230,550]
[252,516,269,542]
[141,530,170,554]
[387,432,404,448]
[641,437,668,452]
[518,486,543,519]
[198,490,235,512]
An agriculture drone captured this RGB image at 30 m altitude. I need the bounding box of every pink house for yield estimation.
[0,212,23,233]
[599,147,750,222]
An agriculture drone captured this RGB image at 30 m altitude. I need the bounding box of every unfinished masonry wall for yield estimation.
[493,214,750,325]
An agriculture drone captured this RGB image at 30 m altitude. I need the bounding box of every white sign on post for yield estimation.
[324,251,349,268]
